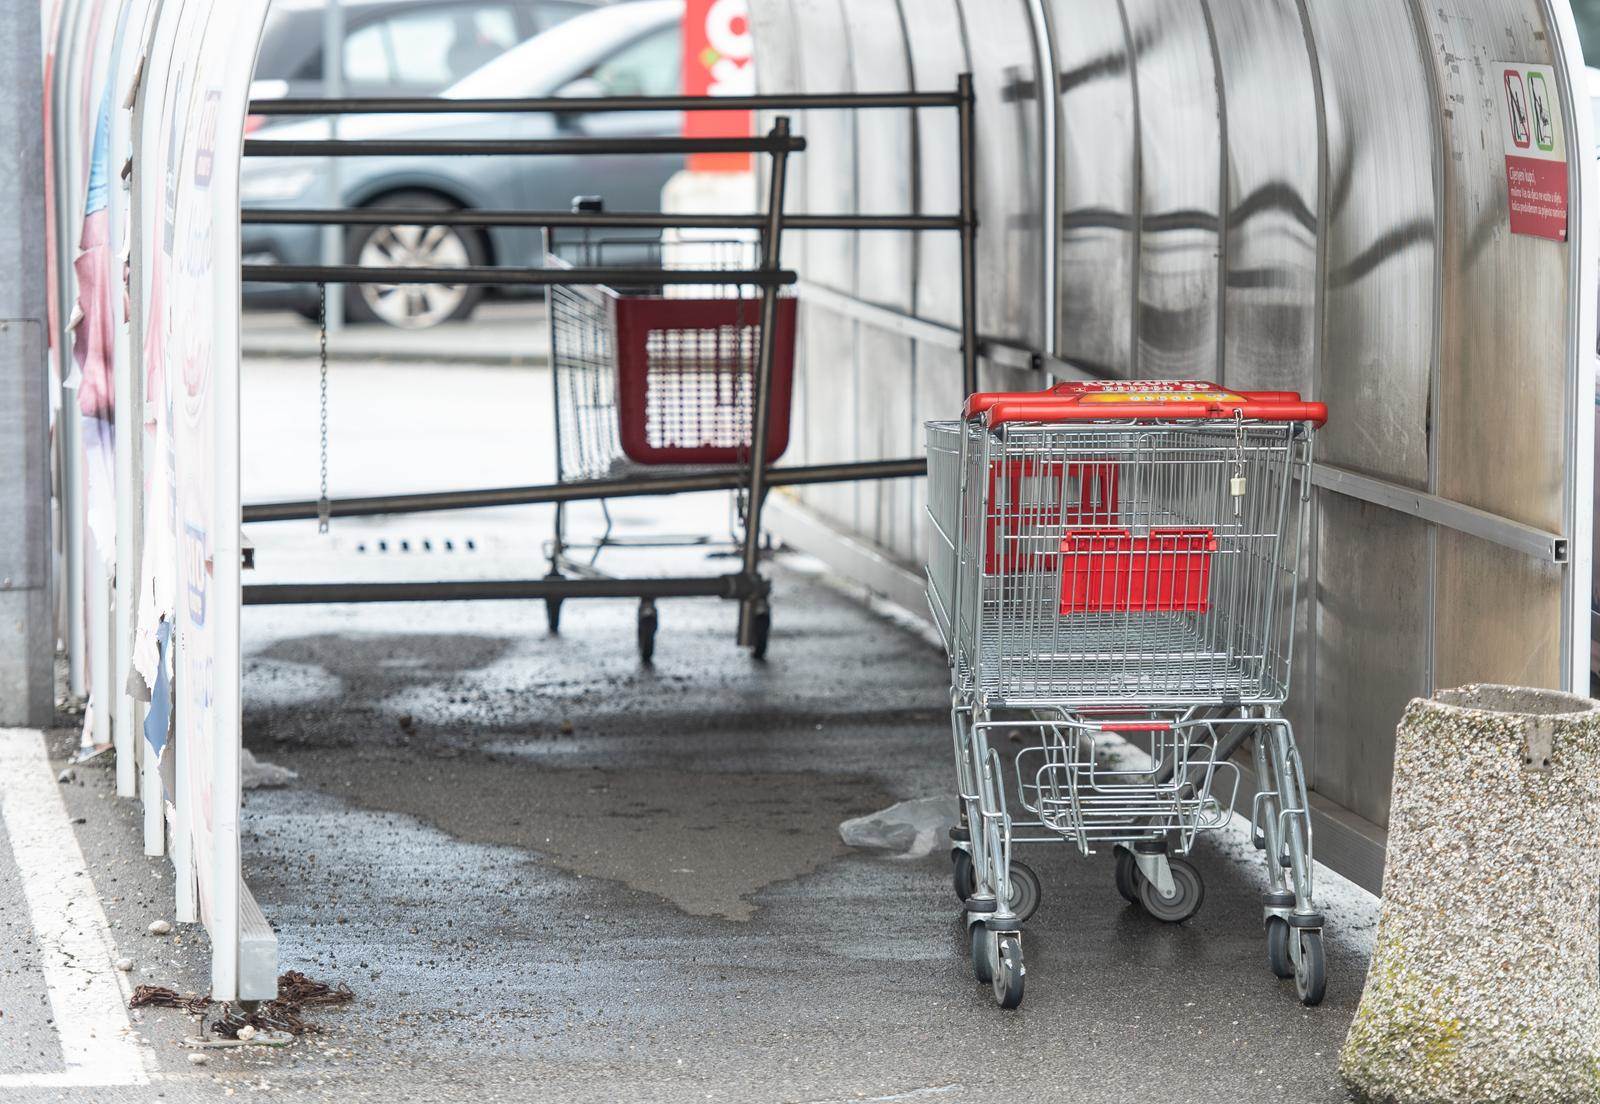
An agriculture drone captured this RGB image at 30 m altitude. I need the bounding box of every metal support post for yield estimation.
[736,117,791,648]
[320,0,345,335]
[956,72,979,398]
[0,2,53,726]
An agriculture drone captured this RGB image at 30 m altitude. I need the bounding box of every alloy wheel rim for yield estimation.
[358,222,471,329]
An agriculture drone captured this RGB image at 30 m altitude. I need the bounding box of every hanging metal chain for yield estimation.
[1230,408,1248,517]
[317,282,331,534]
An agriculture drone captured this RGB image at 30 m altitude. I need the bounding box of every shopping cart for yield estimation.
[925,380,1327,1009]
[543,227,798,659]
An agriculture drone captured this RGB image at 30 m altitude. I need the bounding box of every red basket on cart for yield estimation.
[613,296,798,466]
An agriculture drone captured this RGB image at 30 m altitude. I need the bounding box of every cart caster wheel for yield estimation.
[1294,929,1326,1006]
[1114,848,1141,904]
[1137,857,1205,923]
[749,608,770,660]
[1006,860,1041,924]
[951,847,976,902]
[991,934,1025,1009]
[1266,916,1294,979]
[970,922,996,985]
[637,601,657,662]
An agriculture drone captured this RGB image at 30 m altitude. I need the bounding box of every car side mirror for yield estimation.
[553,76,606,131]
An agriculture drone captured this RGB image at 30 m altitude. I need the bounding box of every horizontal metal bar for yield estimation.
[248,90,963,117]
[239,207,962,232]
[241,458,927,523]
[241,264,796,287]
[243,135,804,158]
[242,574,763,606]
[788,214,962,231]
[1311,463,1568,563]
[794,280,1056,374]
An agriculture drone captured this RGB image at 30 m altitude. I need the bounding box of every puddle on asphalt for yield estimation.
[279,746,894,922]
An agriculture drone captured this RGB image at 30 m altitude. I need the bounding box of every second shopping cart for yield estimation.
[926,380,1328,1009]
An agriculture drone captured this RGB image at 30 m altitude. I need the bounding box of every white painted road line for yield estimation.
[0,728,153,1089]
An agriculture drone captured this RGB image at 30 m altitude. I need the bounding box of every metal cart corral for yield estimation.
[926,381,1328,1009]
[237,84,980,660]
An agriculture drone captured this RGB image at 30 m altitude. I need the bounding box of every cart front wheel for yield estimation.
[1006,860,1042,924]
[1114,848,1141,904]
[970,922,996,985]
[637,600,658,662]
[543,571,564,634]
[951,847,976,902]
[749,608,771,660]
[1137,857,1205,923]
[1266,916,1294,978]
[1294,930,1326,1006]
[992,935,1025,1009]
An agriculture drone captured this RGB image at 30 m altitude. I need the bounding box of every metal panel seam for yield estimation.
[1291,0,1328,783]
[1026,0,1058,359]
[1196,0,1228,390]
[1403,0,1446,694]
[1113,0,1140,376]
[1540,0,1598,692]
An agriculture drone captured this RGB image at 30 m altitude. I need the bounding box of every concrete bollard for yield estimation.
[1341,685,1600,1104]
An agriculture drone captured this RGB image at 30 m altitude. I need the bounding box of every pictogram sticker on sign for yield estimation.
[1497,62,1569,241]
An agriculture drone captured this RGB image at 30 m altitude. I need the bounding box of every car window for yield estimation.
[342,22,393,84]
[530,1,592,33]
[588,26,681,97]
[447,4,684,100]
[1575,0,1600,68]
[335,4,521,88]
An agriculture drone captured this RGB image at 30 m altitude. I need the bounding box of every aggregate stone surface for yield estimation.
[1342,686,1600,1104]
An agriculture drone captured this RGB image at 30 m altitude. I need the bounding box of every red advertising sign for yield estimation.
[683,0,753,172]
[1497,63,1569,242]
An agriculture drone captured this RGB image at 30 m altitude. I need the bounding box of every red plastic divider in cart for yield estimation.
[1058,527,1218,615]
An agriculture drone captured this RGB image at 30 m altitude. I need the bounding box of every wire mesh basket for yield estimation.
[925,385,1318,709]
[547,238,797,482]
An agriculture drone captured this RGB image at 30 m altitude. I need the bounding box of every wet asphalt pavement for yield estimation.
[221,553,1380,1103]
[1,349,1379,1101]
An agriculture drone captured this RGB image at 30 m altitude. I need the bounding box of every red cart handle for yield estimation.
[965,380,1326,428]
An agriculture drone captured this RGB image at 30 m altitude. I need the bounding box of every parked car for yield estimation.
[243,0,684,328]
[249,0,606,110]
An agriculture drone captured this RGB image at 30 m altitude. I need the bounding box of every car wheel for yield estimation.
[344,191,487,329]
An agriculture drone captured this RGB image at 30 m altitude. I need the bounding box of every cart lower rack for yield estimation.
[925,380,1328,1009]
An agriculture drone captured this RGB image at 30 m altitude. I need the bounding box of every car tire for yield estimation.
[343,191,488,329]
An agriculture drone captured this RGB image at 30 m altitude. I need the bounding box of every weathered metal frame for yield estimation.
[1311,465,1569,565]
[238,83,978,637]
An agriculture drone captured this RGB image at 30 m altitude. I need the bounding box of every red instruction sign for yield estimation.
[1497,63,1569,241]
